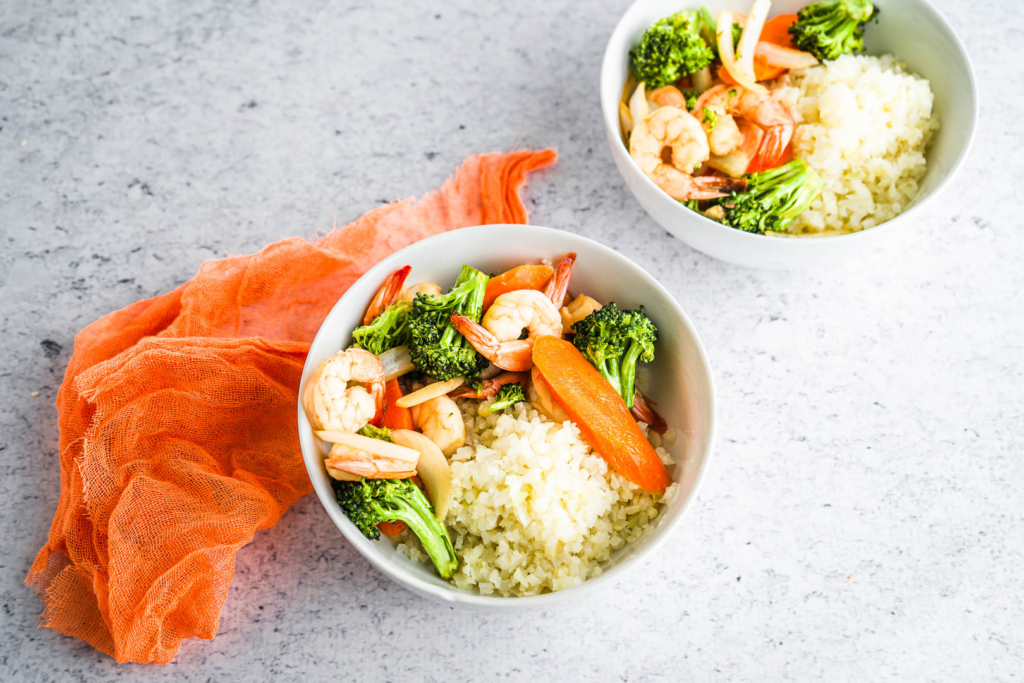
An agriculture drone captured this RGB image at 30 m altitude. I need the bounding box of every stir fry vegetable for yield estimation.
[789,0,877,62]
[720,159,824,234]
[630,11,715,88]
[483,264,553,312]
[532,336,672,495]
[335,477,458,578]
[488,382,526,412]
[408,265,491,381]
[350,299,412,355]
[572,303,657,410]
[381,379,413,431]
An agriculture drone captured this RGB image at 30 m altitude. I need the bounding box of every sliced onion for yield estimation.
[706,150,753,178]
[315,431,420,463]
[629,80,649,133]
[396,376,465,408]
[717,11,767,95]
[737,0,771,80]
[379,345,414,381]
[618,101,633,142]
[391,429,451,521]
[755,41,819,70]
[692,66,712,95]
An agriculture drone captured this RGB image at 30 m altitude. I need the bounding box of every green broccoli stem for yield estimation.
[382,485,458,579]
[598,357,624,398]
[438,265,489,348]
[749,162,824,230]
[618,340,646,410]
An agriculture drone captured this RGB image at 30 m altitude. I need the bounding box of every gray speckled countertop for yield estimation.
[2,0,1022,680]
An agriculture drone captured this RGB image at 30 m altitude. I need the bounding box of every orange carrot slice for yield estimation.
[378,521,407,537]
[382,378,413,431]
[760,13,798,49]
[483,264,553,312]
[532,336,673,494]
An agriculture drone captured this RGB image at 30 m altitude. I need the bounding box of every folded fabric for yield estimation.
[26,149,557,664]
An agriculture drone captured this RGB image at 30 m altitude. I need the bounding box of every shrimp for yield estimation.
[647,85,687,109]
[542,253,576,307]
[302,348,385,433]
[529,366,570,423]
[411,395,465,456]
[450,290,562,371]
[693,84,794,173]
[397,281,441,303]
[631,392,667,435]
[325,442,416,480]
[560,294,602,333]
[630,107,747,201]
[364,266,411,325]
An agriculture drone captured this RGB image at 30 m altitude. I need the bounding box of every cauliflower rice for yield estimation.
[397,399,678,596]
[773,54,940,234]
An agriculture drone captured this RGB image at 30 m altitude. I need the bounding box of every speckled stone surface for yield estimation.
[1,0,1022,680]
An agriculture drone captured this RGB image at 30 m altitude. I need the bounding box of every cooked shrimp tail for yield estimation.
[543,253,577,305]
[691,175,748,200]
[450,313,534,372]
[364,265,412,325]
[747,126,793,174]
[631,391,667,434]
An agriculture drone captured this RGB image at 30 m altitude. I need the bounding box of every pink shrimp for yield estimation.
[542,253,576,306]
[630,107,748,201]
[693,84,794,173]
[363,265,411,325]
[450,289,562,371]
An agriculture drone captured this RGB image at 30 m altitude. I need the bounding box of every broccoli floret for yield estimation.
[631,11,714,88]
[357,424,393,441]
[684,91,699,110]
[408,265,490,381]
[334,477,458,579]
[349,300,411,356]
[720,160,824,235]
[489,383,526,412]
[572,303,657,410]
[789,0,877,62]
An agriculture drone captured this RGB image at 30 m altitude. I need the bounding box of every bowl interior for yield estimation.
[600,0,977,250]
[298,225,716,607]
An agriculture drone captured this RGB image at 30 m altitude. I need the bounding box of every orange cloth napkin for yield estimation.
[26,149,557,664]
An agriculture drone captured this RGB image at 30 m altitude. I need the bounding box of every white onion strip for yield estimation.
[395,376,465,408]
[737,0,771,80]
[755,41,819,70]
[315,431,421,463]
[717,11,767,94]
[628,80,649,132]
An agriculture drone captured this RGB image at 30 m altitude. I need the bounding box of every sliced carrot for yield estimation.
[760,13,798,49]
[532,336,673,495]
[482,264,553,312]
[382,378,413,431]
[378,521,407,537]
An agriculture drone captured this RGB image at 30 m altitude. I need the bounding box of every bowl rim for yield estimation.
[600,0,979,246]
[297,224,717,608]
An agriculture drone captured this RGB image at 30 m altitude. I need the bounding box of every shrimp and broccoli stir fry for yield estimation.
[621,0,883,235]
[302,254,676,580]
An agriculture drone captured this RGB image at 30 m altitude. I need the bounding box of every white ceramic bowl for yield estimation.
[298,225,715,609]
[601,0,978,269]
